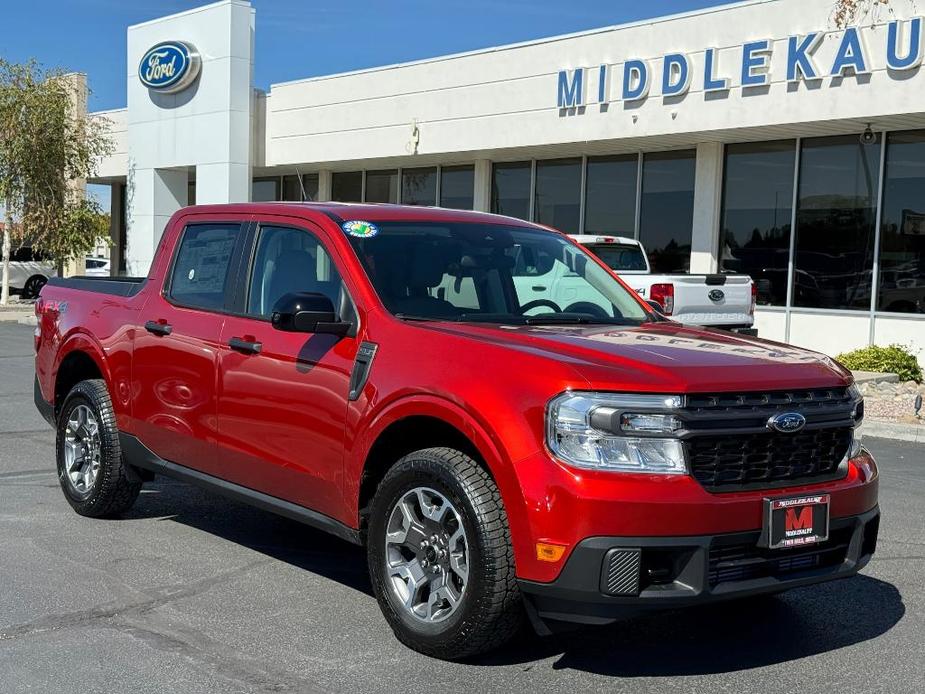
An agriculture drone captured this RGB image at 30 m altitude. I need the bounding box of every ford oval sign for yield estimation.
[767,412,807,434]
[139,41,201,94]
[708,289,725,302]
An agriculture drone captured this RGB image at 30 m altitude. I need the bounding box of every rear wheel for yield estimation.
[367,447,522,660]
[22,274,47,299]
[56,379,141,517]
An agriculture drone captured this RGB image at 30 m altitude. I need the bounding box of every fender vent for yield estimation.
[600,548,641,596]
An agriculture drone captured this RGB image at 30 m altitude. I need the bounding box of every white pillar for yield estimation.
[473,159,492,212]
[127,168,187,276]
[196,161,250,204]
[125,0,254,274]
[690,142,724,274]
[317,170,333,201]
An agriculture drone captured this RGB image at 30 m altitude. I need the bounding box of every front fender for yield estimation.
[344,392,535,569]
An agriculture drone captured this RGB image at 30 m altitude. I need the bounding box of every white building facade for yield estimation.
[91,0,925,361]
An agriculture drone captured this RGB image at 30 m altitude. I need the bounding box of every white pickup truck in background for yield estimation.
[571,235,757,334]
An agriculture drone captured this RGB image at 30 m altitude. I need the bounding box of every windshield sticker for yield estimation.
[342,220,379,238]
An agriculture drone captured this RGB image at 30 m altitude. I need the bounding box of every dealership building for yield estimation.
[89,0,925,361]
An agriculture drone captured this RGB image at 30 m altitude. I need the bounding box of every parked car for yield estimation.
[8,246,56,298]
[570,235,757,334]
[84,256,110,277]
[34,203,879,660]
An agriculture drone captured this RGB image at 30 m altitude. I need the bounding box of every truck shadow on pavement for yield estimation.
[126,478,904,677]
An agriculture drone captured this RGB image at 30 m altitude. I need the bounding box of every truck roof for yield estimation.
[176,201,548,229]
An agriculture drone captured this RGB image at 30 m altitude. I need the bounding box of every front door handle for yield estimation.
[144,320,173,336]
[532,285,547,291]
[228,336,262,354]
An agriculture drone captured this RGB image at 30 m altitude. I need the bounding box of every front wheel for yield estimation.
[367,447,522,660]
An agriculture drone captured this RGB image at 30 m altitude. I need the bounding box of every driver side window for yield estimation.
[247,225,353,321]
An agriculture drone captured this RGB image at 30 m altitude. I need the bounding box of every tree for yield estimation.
[0,59,113,304]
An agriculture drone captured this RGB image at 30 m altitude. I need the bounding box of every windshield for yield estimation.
[583,243,649,272]
[345,221,650,325]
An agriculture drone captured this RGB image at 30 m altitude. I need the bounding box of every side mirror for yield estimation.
[271,292,350,336]
[646,300,664,314]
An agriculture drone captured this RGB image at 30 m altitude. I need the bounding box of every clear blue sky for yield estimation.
[1,0,730,112]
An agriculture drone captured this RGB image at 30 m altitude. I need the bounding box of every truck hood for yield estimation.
[416,320,851,393]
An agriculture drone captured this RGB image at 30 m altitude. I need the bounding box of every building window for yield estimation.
[282,174,319,201]
[534,158,581,234]
[365,170,399,203]
[878,130,925,314]
[584,155,637,237]
[491,162,531,220]
[794,135,880,310]
[639,150,696,273]
[720,141,796,306]
[440,165,474,209]
[332,171,362,202]
[252,178,279,202]
[402,167,437,206]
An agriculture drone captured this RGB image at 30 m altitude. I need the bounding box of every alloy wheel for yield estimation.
[63,405,102,494]
[384,486,469,623]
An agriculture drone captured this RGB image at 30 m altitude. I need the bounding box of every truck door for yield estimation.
[215,220,359,521]
[132,221,248,478]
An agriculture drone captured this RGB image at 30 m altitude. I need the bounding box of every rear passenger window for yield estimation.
[169,224,240,310]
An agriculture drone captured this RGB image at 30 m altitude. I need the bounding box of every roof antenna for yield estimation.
[294,166,308,201]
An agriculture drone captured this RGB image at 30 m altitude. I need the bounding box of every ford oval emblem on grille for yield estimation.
[767,412,806,434]
[708,289,725,302]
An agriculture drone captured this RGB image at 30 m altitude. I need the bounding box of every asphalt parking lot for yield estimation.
[0,321,922,694]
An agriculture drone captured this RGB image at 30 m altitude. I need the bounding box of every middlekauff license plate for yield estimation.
[763,494,830,549]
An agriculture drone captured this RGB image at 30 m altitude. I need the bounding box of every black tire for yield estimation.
[22,274,47,299]
[56,379,141,517]
[367,447,522,660]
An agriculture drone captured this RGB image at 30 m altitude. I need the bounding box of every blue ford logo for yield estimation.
[767,412,807,434]
[139,41,201,93]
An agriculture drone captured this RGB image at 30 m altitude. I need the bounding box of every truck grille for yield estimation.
[681,387,856,492]
[686,428,852,491]
[708,526,852,586]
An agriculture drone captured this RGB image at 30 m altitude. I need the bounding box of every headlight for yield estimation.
[847,382,864,422]
[546,392,687,474]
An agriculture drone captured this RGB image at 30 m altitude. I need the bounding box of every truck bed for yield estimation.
[45,275,147,298]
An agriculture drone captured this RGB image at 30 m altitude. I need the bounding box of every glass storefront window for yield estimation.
[584,155,637,237]
[252,178,279,202]
[720,141,796,306]
[533,158,581,234]
[332,171,362,202]
[365,170,398,203]
[440,165,474,209]
[491,162,531,220]
[794,135,880,310]
[402,167,437,206]
[639,150,696,273]
[282,174,319,201]
[878,130,925,314]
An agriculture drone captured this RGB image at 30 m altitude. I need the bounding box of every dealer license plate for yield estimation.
[763,494,830,550]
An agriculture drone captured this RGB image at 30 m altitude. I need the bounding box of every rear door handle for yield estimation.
[144,320,173,336]
[532,285,546,291]
[228,336,262,354]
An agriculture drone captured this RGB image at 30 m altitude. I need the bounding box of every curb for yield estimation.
[17,315,37,327]
[859,420,925,444]
[0,311,32,323]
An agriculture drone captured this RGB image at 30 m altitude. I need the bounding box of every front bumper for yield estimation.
[519,505,879,630]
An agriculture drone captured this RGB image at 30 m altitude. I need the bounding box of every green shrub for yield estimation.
[835,344,923,383]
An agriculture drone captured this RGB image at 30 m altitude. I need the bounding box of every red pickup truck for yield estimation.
[34,203,879,660]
